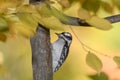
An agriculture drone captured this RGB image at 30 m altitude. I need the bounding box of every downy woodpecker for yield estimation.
[51,32,72,72]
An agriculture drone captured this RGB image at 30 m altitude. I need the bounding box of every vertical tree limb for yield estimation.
[30,24,53,80]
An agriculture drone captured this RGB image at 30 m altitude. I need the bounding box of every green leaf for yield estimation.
[101,1,113,13]
[86,52,103,72]
[36,3,52,17]
[82,0,101,13]
[16,13,38,29]
[86,16,112,30]
[89,72,109,80]
[113,56,120,68]
[113,0,120,10]
[0,17,9,32]
[50,6,70,24]
[35,3,68,30]
[16,4,38,29]
[50,6,80,25]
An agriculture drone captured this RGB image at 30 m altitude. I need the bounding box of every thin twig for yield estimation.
[69,26,112,58]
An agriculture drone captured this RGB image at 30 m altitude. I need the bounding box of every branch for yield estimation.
[59,14,120,26]
[48,5,120,26]
[30,24,53,80]
[30,0,120,26]
[104,14,120,23]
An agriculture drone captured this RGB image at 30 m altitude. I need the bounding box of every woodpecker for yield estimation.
[51,32,72,72]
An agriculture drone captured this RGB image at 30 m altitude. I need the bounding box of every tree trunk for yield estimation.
[30,24,53,80]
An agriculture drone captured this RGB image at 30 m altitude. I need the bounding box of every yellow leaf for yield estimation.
[6,8,16,14]
[17,4,37,14]
[33,12,65,30]
[113,56,120,68]
[78,8,91,20]
[86,52,103,72]
[33,5,65,30]
[4,14,20,23]
[12,23,35,38]
[86,16,112,30]
[58,0,70,8]
[35,3,74,30]
[38,17,65,30]
[16,13,38,28]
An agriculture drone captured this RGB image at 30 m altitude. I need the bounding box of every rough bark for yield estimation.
[29,1,120,80]
[30,24,53,80]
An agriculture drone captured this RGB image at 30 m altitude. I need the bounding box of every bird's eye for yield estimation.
[65,36,72,40]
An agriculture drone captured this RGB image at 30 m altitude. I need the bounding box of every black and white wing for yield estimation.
[53,41,69,72]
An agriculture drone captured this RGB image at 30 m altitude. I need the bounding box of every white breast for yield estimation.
[51,39,65,72]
